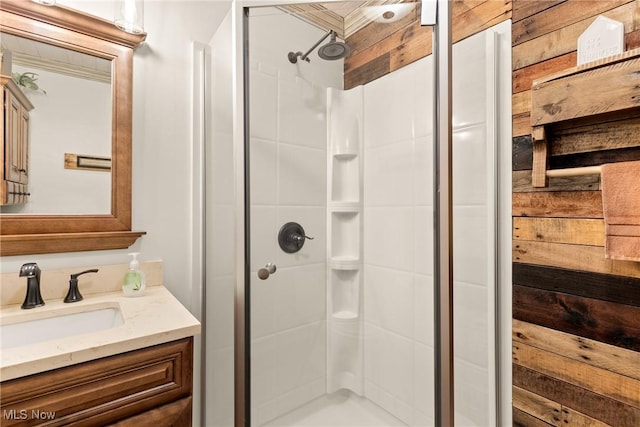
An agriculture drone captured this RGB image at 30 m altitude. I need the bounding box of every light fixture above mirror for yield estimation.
[115,0,144,35]
[31,0,56,6]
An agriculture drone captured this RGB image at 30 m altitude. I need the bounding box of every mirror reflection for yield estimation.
[1,32,112,215]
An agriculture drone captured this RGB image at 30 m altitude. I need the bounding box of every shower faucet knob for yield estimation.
[278,222,313,253]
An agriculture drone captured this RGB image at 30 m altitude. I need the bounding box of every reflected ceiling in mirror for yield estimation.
[1,32,113,215]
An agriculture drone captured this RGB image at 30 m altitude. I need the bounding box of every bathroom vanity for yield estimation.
[0,262,201,426]
[1,338,193,426]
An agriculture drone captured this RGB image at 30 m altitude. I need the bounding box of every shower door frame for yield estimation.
[232,1,455,426]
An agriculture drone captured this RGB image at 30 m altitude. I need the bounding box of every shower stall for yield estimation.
[202,1,512,426]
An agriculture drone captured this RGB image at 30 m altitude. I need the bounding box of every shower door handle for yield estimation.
[257,263,277,280]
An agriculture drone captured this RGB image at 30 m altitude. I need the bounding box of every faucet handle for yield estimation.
[20,263,44,309]
[64,269,99,303]
[19,262,40,278]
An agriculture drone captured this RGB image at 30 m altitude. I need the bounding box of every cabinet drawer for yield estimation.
[1,338,193,426]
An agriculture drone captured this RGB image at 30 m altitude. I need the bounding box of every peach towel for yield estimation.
[601,161,640,262]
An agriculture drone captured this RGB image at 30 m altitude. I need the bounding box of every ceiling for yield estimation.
[280,0,420,39]
[1,32,111,83]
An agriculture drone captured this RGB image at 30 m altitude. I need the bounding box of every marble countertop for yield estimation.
[0,285,201,381]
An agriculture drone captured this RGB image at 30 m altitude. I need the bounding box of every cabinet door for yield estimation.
[0,338,193,426]
[4,89,21,183]
[18,105,29,184]
[107,396,192,427]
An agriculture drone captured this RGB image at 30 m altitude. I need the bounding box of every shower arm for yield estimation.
[288,30,333,63]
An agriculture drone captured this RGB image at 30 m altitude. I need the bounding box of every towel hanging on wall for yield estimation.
[601,161,640,262]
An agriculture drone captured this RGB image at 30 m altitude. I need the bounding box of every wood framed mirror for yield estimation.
[0,0,146,256]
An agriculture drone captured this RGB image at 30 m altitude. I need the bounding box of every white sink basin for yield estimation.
[1,305,123,350]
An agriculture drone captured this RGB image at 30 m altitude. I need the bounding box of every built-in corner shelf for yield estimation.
[331,154,360,203]
[326,86,364,395]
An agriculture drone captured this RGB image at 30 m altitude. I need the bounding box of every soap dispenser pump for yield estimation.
[123,252,146,297]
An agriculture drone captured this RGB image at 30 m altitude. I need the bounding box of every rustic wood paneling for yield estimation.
[513,52,576,93]
[513,364,640,427]
[512,2,636,70]
[512,191,603,218]
[530,55,640,128]
[513,263,640,307]
[512,0,633,46]
[511,0,640,422]
[344,53,390,90]
[346,8,419,56]
[389,24,433,72]
[513,112,531,137]
[513,407,555,427]
[513,29,640,95]
[512,90,531,117]
[513,284,640,351]
[550,146,640,169]
[452,0,512,42]
[513,319,640,380]
[344,21,432,73]
[628,29,640,49]
[512,0,566,24]
[561,407,610,427]
[513,136,533,170]
[512,170,600,192]
[550,117,640,156]
[513,342,640,410]
[513,386,562,425]
[513,241,640,278]
[513,217,604,246]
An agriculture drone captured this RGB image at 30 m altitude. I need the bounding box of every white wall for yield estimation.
[246,7,342,426]
[205,8,235,427]
[1,1,232,311]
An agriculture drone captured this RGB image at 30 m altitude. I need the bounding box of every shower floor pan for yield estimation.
[261,390,406,427]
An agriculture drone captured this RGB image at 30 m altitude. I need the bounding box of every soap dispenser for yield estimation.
[123,252,146,297]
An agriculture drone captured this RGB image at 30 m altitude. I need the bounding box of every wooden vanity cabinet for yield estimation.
[0,337,194,426]
[1,75,33,205]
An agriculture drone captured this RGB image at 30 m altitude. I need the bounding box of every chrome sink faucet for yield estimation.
[19,262,44,309]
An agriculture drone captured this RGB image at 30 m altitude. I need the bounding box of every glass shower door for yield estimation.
[245,3,436,426]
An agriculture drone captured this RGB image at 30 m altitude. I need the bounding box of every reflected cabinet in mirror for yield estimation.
[0,0,146,256]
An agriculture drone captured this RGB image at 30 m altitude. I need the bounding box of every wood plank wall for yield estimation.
[345,1,640,425]
[512,1,640,425]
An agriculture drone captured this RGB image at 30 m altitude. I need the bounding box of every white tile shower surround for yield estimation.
[246,7,501,426]
[362,51,436,426]
[360,27,497,426]
[250,14,332,419]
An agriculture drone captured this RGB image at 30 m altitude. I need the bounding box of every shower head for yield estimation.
[318,31,350,60]
[288,30,350,64]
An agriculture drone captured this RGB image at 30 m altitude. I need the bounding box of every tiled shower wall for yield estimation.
[362,28,497,426]
[362,53,435,426]
[247,8,342,426]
